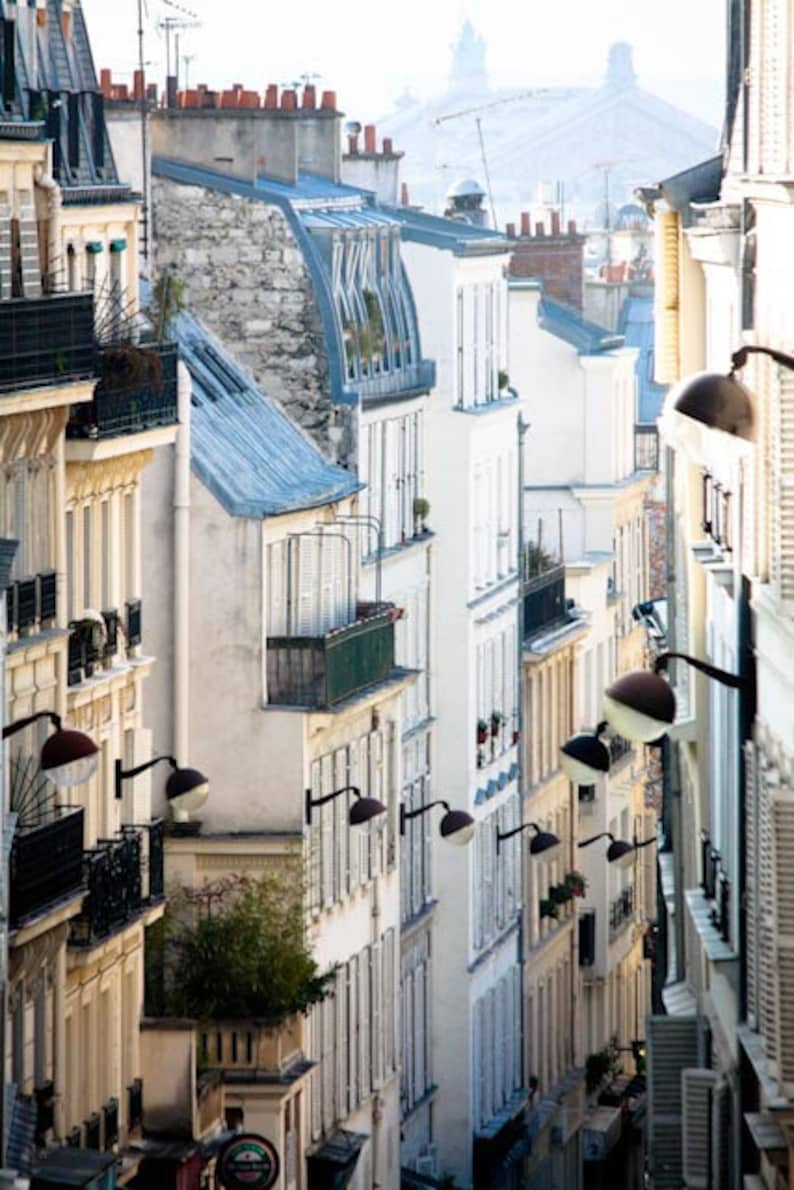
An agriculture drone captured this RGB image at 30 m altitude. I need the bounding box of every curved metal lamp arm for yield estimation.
[115,755,177,800]
[400,799,451,834]
[653,651,748,691]
[305,784,362,825]
[3,709,61,740]
[578,832,615,849]
[732,345,794,375]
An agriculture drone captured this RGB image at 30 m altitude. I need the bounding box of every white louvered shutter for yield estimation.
[681,1068,718,1189]
[771,369,794,601]
[770,786,794,1095]
[654,211,680,384]
[744,742,760,1027]
[646,1015,700,1188]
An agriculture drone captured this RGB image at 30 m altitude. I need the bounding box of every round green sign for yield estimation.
[217,1134,280,1190]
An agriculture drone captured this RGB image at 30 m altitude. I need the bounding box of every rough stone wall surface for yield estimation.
[152,176,334,452]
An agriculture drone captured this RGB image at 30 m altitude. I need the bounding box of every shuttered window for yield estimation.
[654,211,680,384]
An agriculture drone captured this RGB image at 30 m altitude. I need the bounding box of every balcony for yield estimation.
[523,564,567,639]
[634,425,659,473]
[9,808,85,929]
[70,819,163,947]
[67,342,178,440]
[609,885,635,942]
[0,292,95,393]
[266,602,397,708]
[6,571,57,638]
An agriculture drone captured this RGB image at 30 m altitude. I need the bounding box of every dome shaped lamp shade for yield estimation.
[560,728,611,785]
[529,828,562,860]
[166,766,209,821]
[349,795,387,826]
[603,671,676,743]
[40,727,99,787]
[606,838,636,868]
[439,808,476,846]
[672,371,755,443]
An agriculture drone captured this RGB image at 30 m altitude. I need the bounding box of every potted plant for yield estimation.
[565,870,588,898]
[490,710,504,738]
[539,898,559,921]
[476,719,489,746]
[413,497,430,535]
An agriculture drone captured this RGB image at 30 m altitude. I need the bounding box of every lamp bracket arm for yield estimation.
[654,651,747,690]
[2,710,61,740]
[732,345,794,374]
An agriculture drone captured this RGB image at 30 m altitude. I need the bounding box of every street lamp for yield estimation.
[305,784,386,827]
[496,821,561,860]
[579,831,656,869]
[560,721,611,785]
[115,755,209,822]
[3,710,98,786]
[399,800,475,846]
[602,650,748,744]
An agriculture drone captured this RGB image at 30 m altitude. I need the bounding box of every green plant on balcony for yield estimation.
[585,1042,621,1094]
[539,898,559,921]
[549,882,573,906]
[565,870,588,898]
[145,873,334,1023]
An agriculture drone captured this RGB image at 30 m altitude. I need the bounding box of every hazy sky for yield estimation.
[82,0,726,124]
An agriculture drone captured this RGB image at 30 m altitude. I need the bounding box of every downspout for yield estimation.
[33,164,61,291]
[173,361,191,763]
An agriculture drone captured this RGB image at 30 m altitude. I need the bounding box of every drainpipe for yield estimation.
[173,361,191,763]
[33,164,62,291]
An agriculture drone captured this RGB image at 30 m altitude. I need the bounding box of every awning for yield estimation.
[31,1147,116,1188]
[307,1129,368,1189]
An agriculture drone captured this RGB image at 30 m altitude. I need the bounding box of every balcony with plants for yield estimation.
[267,599,401,709]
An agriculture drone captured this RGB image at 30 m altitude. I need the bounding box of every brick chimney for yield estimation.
[508,208,586,310]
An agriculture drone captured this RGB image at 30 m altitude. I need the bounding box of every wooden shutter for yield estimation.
[681,1068,718,1189]
[770,788,794,1093]
[654,211,680,384]
[646,1015,700,1188]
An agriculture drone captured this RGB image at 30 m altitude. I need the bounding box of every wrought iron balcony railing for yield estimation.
[523,564,567,639]
[634,424,659,472]
[267,602,397,708]
[9,808,85,928]
[609,884,635,941]
[0,292,96,393]
[67,342,178,440]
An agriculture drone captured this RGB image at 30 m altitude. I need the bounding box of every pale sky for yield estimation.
[82,0,726,125]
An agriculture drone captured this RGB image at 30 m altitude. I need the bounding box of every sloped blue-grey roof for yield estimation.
[538,297,624,355]
[172,311,362,518]
[618,289,667,422]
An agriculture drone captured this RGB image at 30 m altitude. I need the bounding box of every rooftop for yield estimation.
[538,296,625,355]
[172,312,361,518]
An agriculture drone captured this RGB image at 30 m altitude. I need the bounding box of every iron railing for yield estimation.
[70,831,142,946]
[127,1079,143,1132]
[6,571,57,636]
[579,909,596,967]
[609,885,635,941]
[0,292,96,392]
[634,424,659,472]
[9,808,85,928]
[67,342,178,440]
[267,603,396,708]
[523,565,567,639]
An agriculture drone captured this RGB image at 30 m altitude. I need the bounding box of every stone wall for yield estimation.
[152,177,333,452]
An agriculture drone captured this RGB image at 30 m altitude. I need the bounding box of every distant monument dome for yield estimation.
[445,178,488,226]
[449,19,488,94]
[616,202,649,230]
[606,42,637,89]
